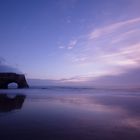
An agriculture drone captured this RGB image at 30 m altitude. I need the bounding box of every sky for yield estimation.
[0,0,140,87]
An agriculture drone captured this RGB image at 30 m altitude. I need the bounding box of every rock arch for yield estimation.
[0,73,29,89]
[8,82,18,89]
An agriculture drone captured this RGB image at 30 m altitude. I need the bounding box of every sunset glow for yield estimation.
[0,0,140,86]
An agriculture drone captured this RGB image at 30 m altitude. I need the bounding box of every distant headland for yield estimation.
[0,73,29,89]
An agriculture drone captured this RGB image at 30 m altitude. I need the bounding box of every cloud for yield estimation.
[30,17,140,87]
[56,17,140,87]
[86,67,140,87]
[58,45,65,49]
[59,76,90,82]
[58,39,77,50]
[69,41,140,81]
[89,17,140,40]
[67,40,77,49]
[73,56,87,62]
[111,29,140,44]
[98,43,140,68]
[0,57,21,73]
[27,79,61,86]
[58,66,140,87]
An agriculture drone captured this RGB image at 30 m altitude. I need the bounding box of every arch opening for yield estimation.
[8,82,18,89]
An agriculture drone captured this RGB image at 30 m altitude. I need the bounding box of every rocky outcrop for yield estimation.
[0,73,29,89]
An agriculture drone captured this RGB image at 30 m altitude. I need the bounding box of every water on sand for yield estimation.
[0,87,140,140]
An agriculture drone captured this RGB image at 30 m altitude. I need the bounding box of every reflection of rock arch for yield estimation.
[0,94,26,112]
[0,73,29,89]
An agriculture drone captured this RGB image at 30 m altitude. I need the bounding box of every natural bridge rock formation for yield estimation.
[0,73,29,89]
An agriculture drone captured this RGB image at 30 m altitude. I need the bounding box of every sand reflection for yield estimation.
[0,94,26,112]
[0,90,140,140]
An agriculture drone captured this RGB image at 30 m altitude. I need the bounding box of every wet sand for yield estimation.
[0,88,140,140]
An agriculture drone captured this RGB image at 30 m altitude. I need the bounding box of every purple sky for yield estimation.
[0,0,140,86]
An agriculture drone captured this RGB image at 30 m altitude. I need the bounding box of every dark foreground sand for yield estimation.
[0,88,140,140]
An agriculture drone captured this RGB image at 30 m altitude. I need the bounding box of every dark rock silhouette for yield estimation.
[0,73,29,89]
[0,94,26,112]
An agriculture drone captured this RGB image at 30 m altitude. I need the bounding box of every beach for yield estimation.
[0,87,140,140]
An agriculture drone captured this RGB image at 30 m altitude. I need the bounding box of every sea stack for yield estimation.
[0,73,29,89]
